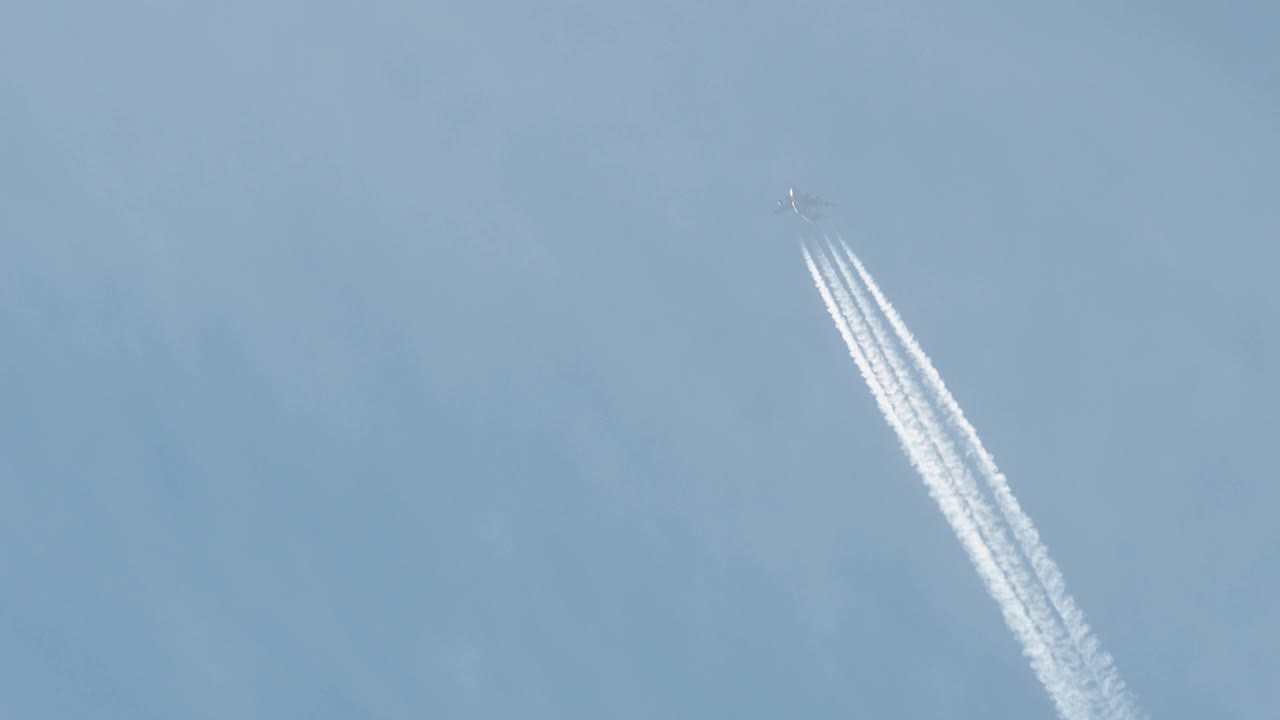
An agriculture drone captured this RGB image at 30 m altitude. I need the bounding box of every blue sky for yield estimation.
[3,2,1278,717]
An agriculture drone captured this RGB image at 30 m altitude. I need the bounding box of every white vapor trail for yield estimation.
[820,242,1097,708]
[836,238,1143,719]
[799,244,1089,719]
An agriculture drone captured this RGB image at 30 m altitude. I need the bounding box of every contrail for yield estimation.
[800,243,1089,719]
[832,238,1143,719]
[820,241,1100,708]
[808,243,1091,718]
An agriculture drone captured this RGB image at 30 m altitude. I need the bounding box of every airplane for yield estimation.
[774,187,834,223]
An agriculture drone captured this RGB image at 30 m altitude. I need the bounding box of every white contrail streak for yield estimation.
[833,238,1143,719]
[800,244,1088,719]
[820,241,1098,708]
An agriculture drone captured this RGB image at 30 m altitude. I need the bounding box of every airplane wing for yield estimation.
[795,192,835,208]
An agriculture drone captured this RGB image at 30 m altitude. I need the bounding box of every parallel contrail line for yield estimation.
[821,239,1096,705]
[801,243,1085,719]
[839,239,1142,719]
